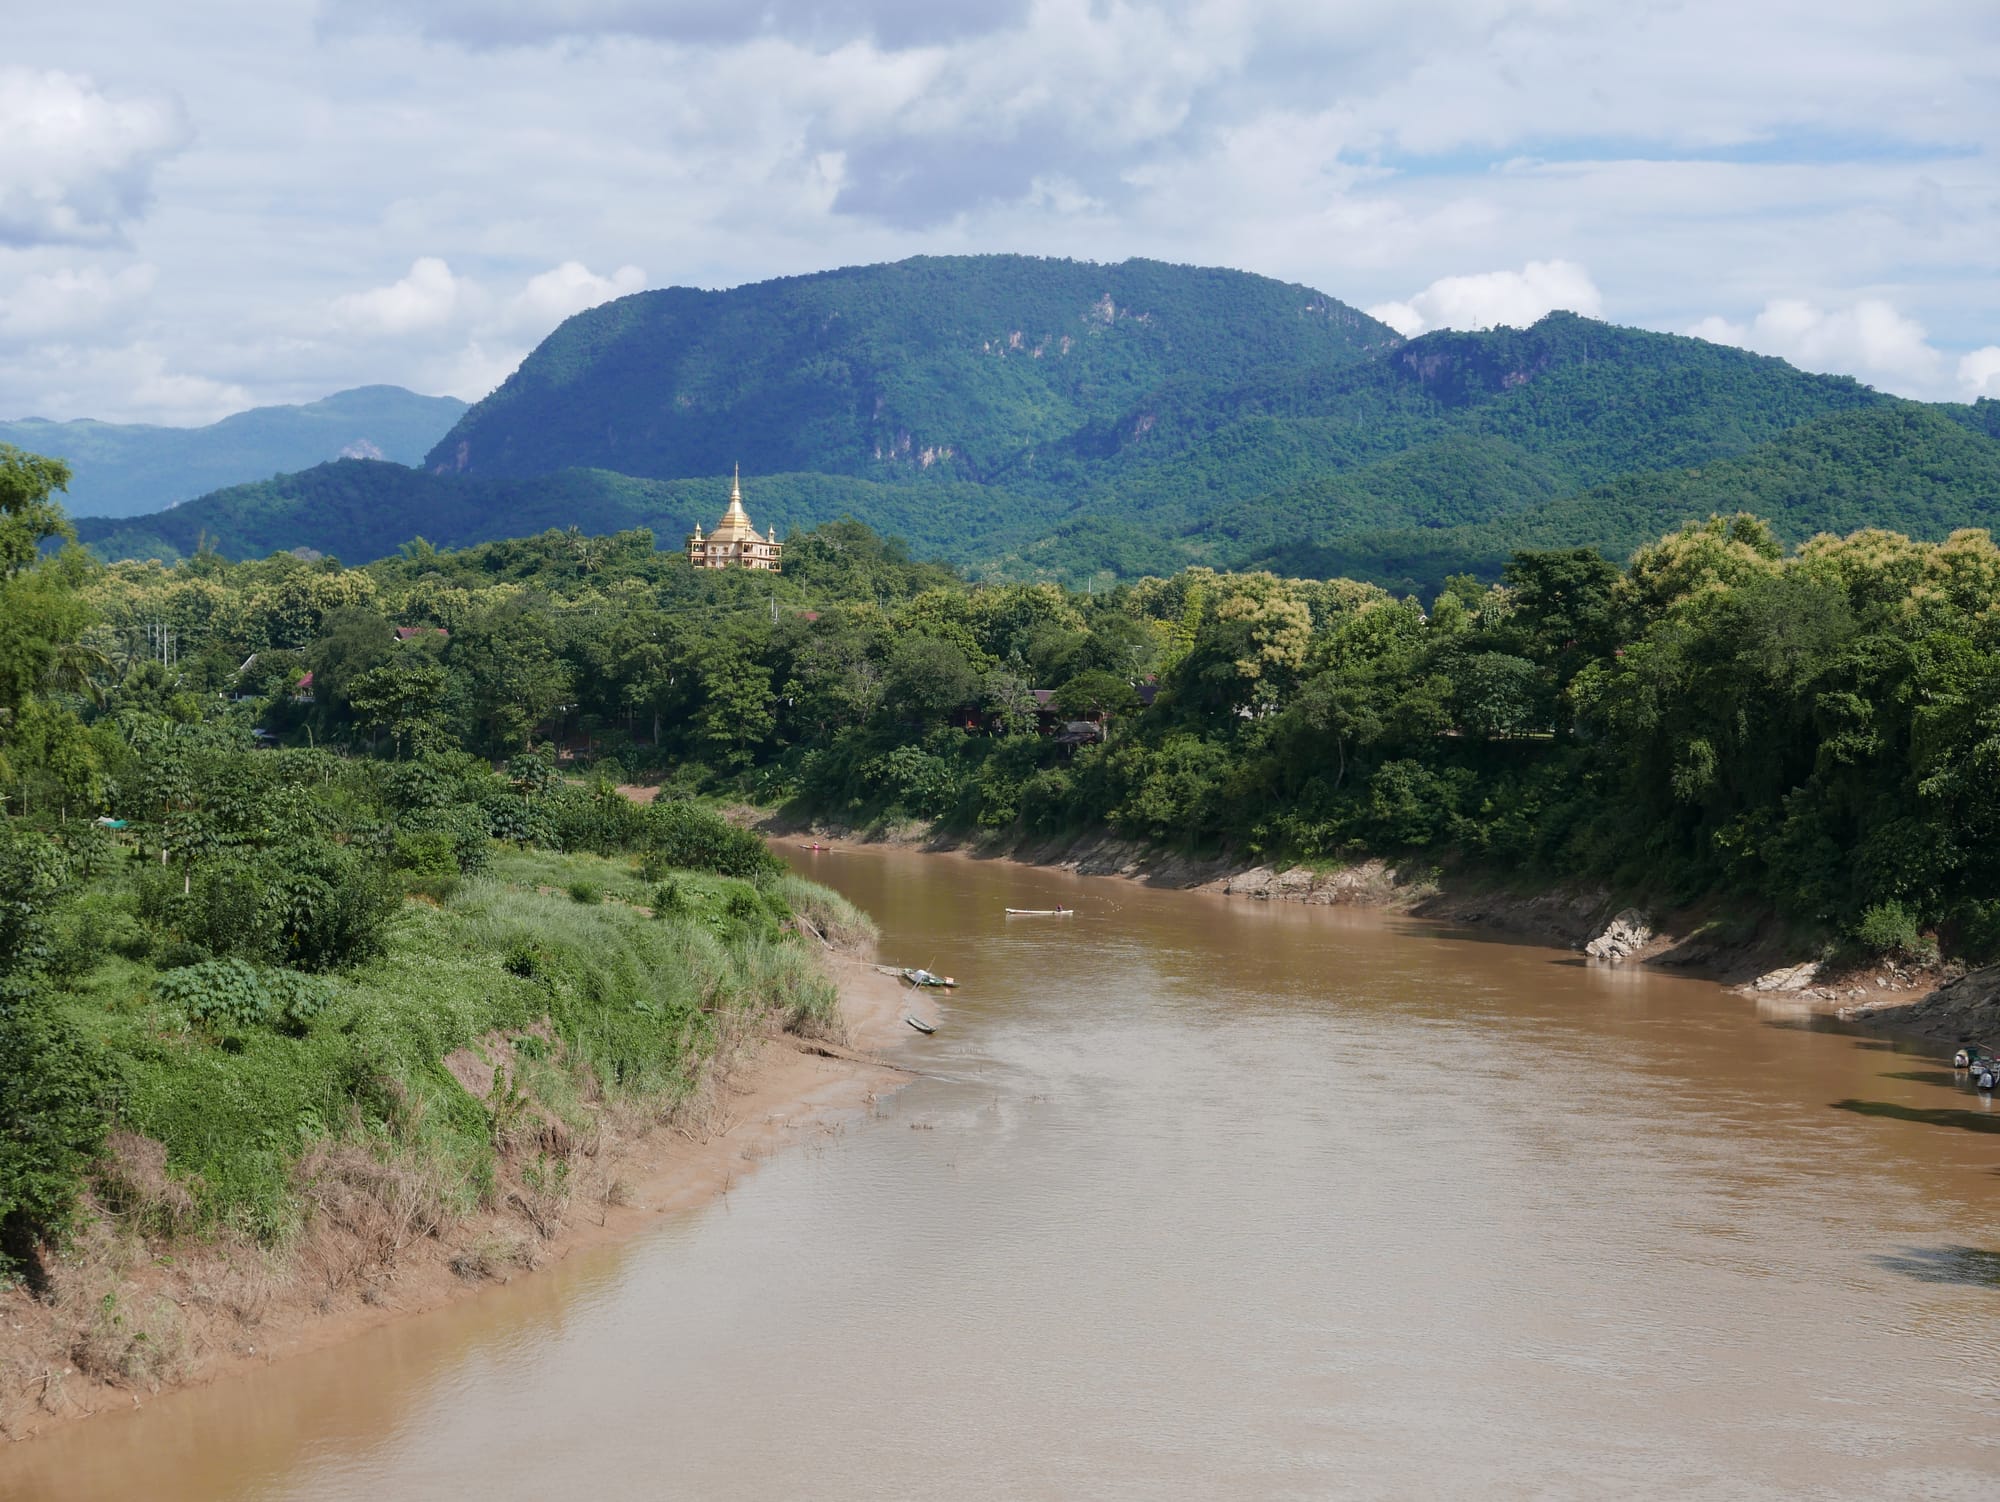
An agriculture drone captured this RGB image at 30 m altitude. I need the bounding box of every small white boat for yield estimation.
[1005,907,1075,916]
[904,1015,936,1034]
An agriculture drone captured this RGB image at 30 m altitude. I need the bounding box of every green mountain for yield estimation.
[985,313,1893,579]
[4,386,466,517]
[64,256,2000,593]
[425,254,1394,483]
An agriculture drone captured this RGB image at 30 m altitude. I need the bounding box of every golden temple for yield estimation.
[686,466,781,571]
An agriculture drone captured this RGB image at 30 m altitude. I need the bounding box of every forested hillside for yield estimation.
[65,258,2000,594]
[72,460,1024,567]
[1,387,465,518]
[425,255,1396,483]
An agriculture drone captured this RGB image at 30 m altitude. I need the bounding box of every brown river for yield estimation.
[5,846,2000,1500]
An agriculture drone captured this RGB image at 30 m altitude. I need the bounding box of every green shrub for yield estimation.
[265,841,401,972]
[567,880,602,905]
[650,879,686,915]
[154,958,333,1034]
[641,801,781,881]
[393,829,460,879]
[1852,901,1935,962]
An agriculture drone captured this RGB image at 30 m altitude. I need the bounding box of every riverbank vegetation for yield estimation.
[9,432,2000,1289]
[0,447,883,1333]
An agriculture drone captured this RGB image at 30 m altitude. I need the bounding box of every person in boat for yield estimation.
[1055,903,1065,912]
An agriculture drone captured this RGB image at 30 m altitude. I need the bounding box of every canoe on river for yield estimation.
[899,967,956,988]
[1005,908,1075,916]
[904,1015,936,1034]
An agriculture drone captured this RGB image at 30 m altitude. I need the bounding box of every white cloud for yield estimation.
[1367,260,1603,337]
[8,1,2000,422]
[0,68,189,246]
[318,258,651,401]
[14,342,253,425]
[322,0,1027,51]
[330,256,467,336]
[0,263,157,342]
[1959,347,2000,401]
[429,339,530,403]
[1688,298,1949,397]
[502,260,645,334]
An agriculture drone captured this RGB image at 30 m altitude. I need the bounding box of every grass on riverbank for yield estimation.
[40,847,854,1248]
[3,842,874,1433]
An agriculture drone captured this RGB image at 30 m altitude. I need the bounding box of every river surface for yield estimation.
[6,847,2000,1500]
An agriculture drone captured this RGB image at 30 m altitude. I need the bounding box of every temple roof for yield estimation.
[705,466,767,544]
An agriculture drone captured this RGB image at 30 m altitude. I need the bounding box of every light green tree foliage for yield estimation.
[1620,512,1783,616]
[349,656,453,758]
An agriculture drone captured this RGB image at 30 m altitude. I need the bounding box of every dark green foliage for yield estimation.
[78,264,1987,598]
[0,822,68,997]
[0,1004,108,1271]
[428,255,1392,483]
[135,840,399,973]
[1278,406,2000,595]
[566,880,602,905]
[641,801,782,881]
[266,841,401,971]
[70,290,1941,595]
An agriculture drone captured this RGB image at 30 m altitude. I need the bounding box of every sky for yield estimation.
[4,1,1999,424]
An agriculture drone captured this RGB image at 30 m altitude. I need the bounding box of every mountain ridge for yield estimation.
[3,385,466,518]
[57,256,2000,593]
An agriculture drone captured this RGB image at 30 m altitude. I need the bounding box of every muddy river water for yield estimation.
[5,846,2000,1499]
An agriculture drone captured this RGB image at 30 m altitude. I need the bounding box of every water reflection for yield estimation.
[1870,1245,2000,1287]
[1833,1098,2000,1133]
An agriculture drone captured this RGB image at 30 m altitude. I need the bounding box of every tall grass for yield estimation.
[777,874,878,951]
[49,850,864,1244]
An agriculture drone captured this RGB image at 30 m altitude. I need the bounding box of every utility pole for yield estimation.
[146,621,177,670]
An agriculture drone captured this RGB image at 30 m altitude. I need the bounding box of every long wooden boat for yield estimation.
[900,967,956,988]
[1004,907,1075,916]
[904,1015,937,1034]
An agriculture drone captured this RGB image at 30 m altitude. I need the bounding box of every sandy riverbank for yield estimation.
[0,953,917,1445]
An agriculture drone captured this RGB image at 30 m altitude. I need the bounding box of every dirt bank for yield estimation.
[0,954,914,1445]
[1865,965,2000,1046]
[752,809,1954,1025]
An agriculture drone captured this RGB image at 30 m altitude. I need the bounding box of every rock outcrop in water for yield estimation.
[1584,908,1654,962]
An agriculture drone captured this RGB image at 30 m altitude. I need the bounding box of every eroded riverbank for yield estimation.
[0,951,912,1445]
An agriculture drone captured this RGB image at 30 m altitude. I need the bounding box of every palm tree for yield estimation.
[43,637,112,707]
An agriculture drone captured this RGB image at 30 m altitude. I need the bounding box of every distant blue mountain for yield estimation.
[1,386,467,518]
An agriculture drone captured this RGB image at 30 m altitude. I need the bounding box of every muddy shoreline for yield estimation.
[0,953,915,1446]
[751,809,1972,1035]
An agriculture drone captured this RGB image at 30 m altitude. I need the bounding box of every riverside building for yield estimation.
[686,467,782,571]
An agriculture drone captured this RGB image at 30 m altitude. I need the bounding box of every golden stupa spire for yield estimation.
[711,462,757,541]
